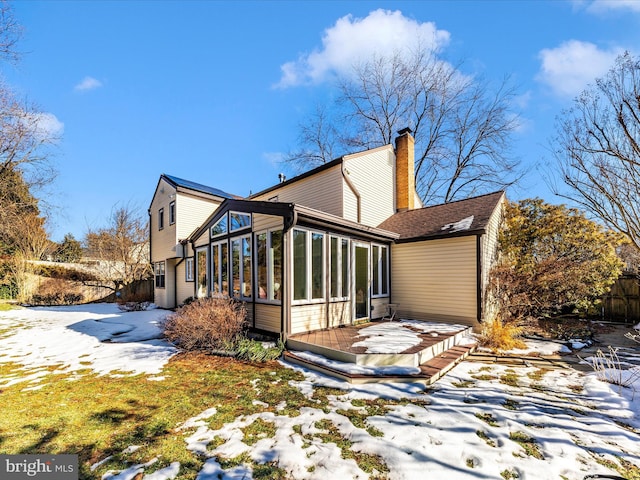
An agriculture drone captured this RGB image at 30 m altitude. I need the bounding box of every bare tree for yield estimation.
[552,51,640,251]
[85,204,152,293]
[284,48,522,204]
[0,1,57,301]
[0,0,21,64]
[281,105,341,172]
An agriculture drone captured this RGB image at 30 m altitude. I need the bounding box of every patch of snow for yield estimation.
[292,351,421,375]
[0,304,176,384]
[442,215,474,233]
[178,407,218,431]
[143,462,180,480]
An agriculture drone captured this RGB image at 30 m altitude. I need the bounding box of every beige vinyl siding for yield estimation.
[255,303,281,333]
[253,165,344,217]
[480,197,504,321]
[328,301,350,327]
[253,214,283,232]
[154,258,177,309]
[175,193,221,240]
[371,297,389,320]
[176,261,194,306]
[391,236,478,326]
[150,179,178,263]
[342,145,395,227]
[244,303,254,325]
[290,304,326,334]
[191,228,211,250]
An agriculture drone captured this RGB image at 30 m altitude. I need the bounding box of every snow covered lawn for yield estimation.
[1,304,639,479]
[0,303,176,387]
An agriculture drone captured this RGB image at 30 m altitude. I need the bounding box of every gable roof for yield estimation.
[188,198,399,245]
[248,157,345,199]
[162,174,239,199]
[377,191,505,242]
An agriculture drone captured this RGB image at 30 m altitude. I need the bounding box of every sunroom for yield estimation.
[186,199,399,338]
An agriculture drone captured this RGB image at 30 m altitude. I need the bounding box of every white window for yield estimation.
[196,248,208,297]
[330,236,350,300]
[231,235,252,299]
[293,228,325,302]
[230,212,251,232]
[154,261,165,288]
[169,201,176,225]
[372,244,389,297]
[211,241,229,295]
[211,214,228,238]
[256,230,282,302]
[185,257,194,282]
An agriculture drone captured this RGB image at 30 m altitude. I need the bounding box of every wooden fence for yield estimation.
[601,274,640,323]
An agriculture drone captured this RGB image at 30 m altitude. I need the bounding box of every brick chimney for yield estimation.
[395,127,415,212]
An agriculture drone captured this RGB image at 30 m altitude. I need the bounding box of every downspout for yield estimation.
[341,163,361,223]
[173,239,188,309]
[476,234,482,323]
[148,208,154,303]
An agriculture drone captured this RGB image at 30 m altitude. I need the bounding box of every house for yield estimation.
[149,129,505,337]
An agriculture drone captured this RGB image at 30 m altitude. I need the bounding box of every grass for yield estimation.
[589,451,640,480]
[0,302,17,311]
[310,419,389,478]
[475,412,499,427]
[0,353,326,479]
[476,430,496,447]
[500,369,520,387]
[509,431,544,460]
[0,350,402,479]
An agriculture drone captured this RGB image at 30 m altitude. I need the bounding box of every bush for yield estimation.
[163,297,247,351]
[34,264,98,282]
[116,291,152,312]
[30,278,84,306]
[234,337,285,362]
[479,318,526,353]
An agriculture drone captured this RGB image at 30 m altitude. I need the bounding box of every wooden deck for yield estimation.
[285,320,477,384]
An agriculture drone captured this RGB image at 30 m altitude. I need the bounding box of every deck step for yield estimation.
[283,342,477,385]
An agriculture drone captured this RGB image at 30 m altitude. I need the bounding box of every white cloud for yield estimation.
[536,40,623,98]
[28,112,64,140]
[74,76,103,92]
[275,9,450,88]
[580,0,640,13]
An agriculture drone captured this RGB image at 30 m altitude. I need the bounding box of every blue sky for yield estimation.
[4,0,640,242]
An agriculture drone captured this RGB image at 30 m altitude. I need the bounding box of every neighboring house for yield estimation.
[149,129,505,336]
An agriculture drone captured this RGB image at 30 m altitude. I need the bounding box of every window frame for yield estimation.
[185,257,194,282]
[211,240,229,296]
[329,236,350,301]
[292,228,325,304]
[158,208,164,231]
[231,234,252,300]
[154,261,165,289]
[255,229,283,304]
[211,214,229,238]
[371,243,390,298]
[169,200,176,225]
[229,211,252,232]
[195,247,208,298]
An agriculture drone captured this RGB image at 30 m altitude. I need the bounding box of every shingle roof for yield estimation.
[377,191,505,241]
[163,174,239,199]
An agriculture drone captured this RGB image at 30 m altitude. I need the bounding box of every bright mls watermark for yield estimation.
[0,455,78,480]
